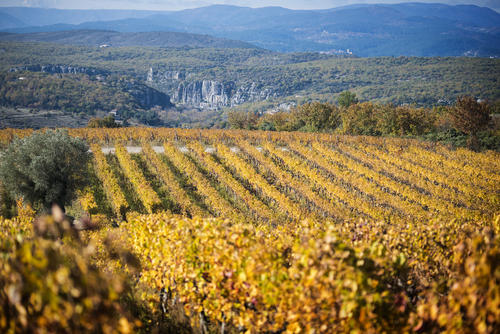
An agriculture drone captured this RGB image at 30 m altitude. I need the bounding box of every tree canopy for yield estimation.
[0,129,91,211]
[337,91,359,108]
[450,96,492,150]
[87,115,122,128]
[228,97,499,151]
[451,96,491,136]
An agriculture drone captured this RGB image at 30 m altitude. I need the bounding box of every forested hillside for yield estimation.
[0,71,172,113]
[0,30,258,49]
[0,69,175,127]
[1,41,499,112]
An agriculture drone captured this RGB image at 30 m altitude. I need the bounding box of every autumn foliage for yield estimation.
[0,127,499,333]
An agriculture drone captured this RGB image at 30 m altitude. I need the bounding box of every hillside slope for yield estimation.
[0,7,159,27]
[0,30,258,49]
[1,41,499,111]
[0,12,26,30]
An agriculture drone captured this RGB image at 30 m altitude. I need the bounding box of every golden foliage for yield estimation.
[91,144,129,219]
[0,215,139,334]
[1,128,499,333]
[125,213,500,333]
[115,144,162,214]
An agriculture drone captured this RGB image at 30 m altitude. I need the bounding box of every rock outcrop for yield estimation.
[9,65,108,76]
[230,82,275,106]
[147,68,185,82]
[147,67,277,110]
[175,81,229,109]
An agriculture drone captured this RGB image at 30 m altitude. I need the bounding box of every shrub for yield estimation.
[0,129,91,212]
[88,115,122,128]
[411,227,500,333]
[0,213,139,333]
[376,105,435,136]
[341,102,381,135]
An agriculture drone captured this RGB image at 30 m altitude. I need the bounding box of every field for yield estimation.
[1,128,499,333]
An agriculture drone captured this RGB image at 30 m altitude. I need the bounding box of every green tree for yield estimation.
[228,110,258,130]
[337,91,359,108]
[294,102,341,132]
[0,130,91,212]
[87,115,122,128]
[376,104,435,136]
[340,103,380,136]
[492,100,500,114]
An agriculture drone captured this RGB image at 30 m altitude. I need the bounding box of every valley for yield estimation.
[1,39,499,129]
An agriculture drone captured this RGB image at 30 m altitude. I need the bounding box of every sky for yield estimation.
[1,0,499,11]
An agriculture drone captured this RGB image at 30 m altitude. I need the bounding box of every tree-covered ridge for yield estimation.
[0,71,172,115]
[0,30,259,49]
[1,41,499,107]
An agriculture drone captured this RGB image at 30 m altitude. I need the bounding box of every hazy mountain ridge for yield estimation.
[1,3,499,56]
[0,30,259,49]
[0,12,26,30]
[0,7,160,28]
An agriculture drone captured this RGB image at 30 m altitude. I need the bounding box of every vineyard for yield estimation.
[1,128,499,333]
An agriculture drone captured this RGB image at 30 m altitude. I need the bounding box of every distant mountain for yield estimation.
[0,30,259,49]
[1,3,500,56]
[0,7,160,26]
[0,12,26,30]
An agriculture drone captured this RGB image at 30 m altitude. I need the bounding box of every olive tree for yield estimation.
[0,130,91,212]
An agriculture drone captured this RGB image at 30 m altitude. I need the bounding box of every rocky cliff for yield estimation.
[147,67,276,109]
[174,81,229,109]
[9,64,108,76]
